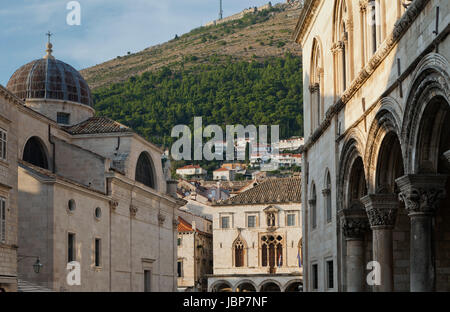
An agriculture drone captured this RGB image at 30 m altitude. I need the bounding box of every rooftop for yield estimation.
[215,177,301,206]
[63,116,131,135]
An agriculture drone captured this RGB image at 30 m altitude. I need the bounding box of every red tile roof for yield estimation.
[214,167,229,172]
[64,116,131,135]
[177,216,210,236]
[177,165,202,170]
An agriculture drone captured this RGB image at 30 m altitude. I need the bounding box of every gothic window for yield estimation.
[310,38,323,132]
[324,171,332,223]
[23,137,49,169]
[233,236,246,267]
[260,235,284,268]
[333,0,353,95]
[310,183,317,229]
[135,152,155,189]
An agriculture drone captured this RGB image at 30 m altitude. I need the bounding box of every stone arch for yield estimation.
[232,233,248,268]
[235,280,257,292]
[332,0,355,94]
[310,36,325,130]
[338,129,366,210]
[209,280,233,292]
[310,181,317,229]
[135,151,156,189]
[22,136,50,170]
[402,53,450,174]
[259,279,282,292]
[323,168,332,222]
[364,101,404,193]
[284,279,303,292]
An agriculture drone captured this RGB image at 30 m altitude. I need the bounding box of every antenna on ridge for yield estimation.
[219,0,223,20]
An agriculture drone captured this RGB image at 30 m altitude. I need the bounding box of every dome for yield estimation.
[6,44,93,107]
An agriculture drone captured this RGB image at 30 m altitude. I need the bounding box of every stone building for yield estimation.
[294,0,449,291]
[177,210,213,292]
[0,41,183,291]
[208,178,303,292]
[0,85,19,292]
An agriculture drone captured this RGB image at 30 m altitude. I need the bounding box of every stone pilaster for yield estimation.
[396,174,447,292]
[361,194,399,292]
[339,208,369,292]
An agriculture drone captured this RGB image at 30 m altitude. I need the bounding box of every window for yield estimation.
[261,235,284,268]
[68,233,76,262]
[177,261,183,277]
[221,216,230,229]
[247,215,256,228]
[94,207,102,220]
[135,152,155,189]
[144,270,151,292]
[68,199,76,212]
[57,112,70,125]
[325,172,332,223]
[177,237,182,246]
[0,129,6,161]
[94,238,101,267]
[23,137,49,169]
[234,239,245,267]
[287,213,296,226]
[0,197,6,243]
[327,260,334,289]
[310,184,317,230]
[310,38,323,131]
[312,263,319,290]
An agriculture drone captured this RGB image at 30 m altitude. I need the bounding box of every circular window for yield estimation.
[68,199,76,212]
[94,207,102,219]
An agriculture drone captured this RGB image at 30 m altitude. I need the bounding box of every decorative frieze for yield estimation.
[339,208,370,240]
[361,194,399,228]
[396,174,447,216]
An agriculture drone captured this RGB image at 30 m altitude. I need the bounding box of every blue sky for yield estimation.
[0,0,284,86]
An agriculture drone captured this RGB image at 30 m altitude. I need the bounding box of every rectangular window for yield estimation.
[0,197,6,243]
[94,238,101,267]
[312,263,318,290]
[177,261,183,277]
[144,270,151,292]
[0,129,6,161]
[287,213,296,226]
[221,216,230,229]
[57,112,70,125]
[177,237,182,246]
[68,233,76,262]
[247,215,256,228]
[327,260,334,289]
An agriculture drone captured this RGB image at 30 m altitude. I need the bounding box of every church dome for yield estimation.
[6,42,93,107]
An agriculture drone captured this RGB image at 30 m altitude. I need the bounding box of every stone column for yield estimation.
[396,174,447,292]
[361,194,398,292]
[339,208,370,292]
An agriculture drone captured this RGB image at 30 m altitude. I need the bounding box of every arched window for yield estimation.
[135,152,155,189]
[310,38,323,132]
[309,183,317,229]
[323,172,332,223]
[261,235,284,268]
[333,0,353,95]
[234,238,245,267]
[23,137,49,169]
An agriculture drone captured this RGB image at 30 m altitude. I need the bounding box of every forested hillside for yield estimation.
[93,54,303,148]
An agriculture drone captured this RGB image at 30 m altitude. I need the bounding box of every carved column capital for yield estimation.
[109,200,119,211]
[158,212,166,226]
[309,83,320,93]
[339,208,370,240]
[361,194,399,229]
[396,174,447,216]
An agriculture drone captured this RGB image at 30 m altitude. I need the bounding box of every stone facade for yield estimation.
[295,0,450,291]
[0,45,184,291]
[208,178,303,292]
[0,86,19,292]
[177,210,213,292]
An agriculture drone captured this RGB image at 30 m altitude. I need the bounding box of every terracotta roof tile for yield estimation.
[64,116,131,135]
[215,177,301,206]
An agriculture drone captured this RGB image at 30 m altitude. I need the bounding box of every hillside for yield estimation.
[81,3,303,89]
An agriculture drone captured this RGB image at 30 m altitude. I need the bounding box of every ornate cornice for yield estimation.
[361,194,399,228]
[293,0,320,43]
[299,0,430,155]
[339,208,370,239]
[396,174,447,216]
